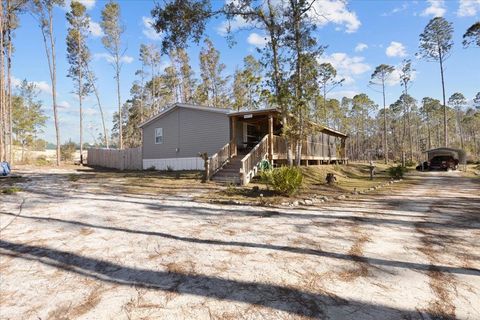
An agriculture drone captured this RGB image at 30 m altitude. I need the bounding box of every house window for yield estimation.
[155,128,163,144]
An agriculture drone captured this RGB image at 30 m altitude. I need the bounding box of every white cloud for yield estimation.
[318,52,370,85]
[122,56,134,64]
[329,90,359,99]
[421,0,446,17]
[34,81,51,93]
[386,41,407,57]
[217,15,251,36]
[12,76,21,87]
[218,0,360,35]
[382,2,409,16]
[65,0,96,10]
[77,0,95,9]
[354,43,368,52]
[310,0,361,33]
[58,100,71,110]
[84,108,99,116]
[142,16,161,41]
[247,33,268,47]
[12,76,51,93]
[89,20,103,37]
[385,65,418,86]
[457,0,480,17]
[94,53,134,64]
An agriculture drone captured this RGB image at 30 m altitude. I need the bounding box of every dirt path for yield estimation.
[0,169,479,319]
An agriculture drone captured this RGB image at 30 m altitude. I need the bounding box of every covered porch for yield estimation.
[208,108,348,184]
[229,108,348,164]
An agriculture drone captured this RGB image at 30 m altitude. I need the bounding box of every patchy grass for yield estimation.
[464,164,480,178]
[197,162,410,206]
[68,174,80,182]
[67,167,214,197]
[1,186,22,194]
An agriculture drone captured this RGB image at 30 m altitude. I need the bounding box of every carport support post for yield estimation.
[231,116,237,158]
[340,137,346,161]
[268,114,273,163]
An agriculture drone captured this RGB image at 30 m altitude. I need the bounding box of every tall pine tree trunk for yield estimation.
[45,8,61,165]
[426,106,432,150]
[455,109,464,149]
[86,67,109,148]
[382,79,388,163]
[78,35,83,164]
[439,49,447,147]
[0,0,5,162]
[7,26,13,164]
[115,54,122,149]
[405,88,413,162]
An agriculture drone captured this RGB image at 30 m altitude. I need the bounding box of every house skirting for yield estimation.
[143,157,204,171]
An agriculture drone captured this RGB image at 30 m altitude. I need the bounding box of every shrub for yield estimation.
[261,166,303,196]
[35,155,50,166]
[1,187,22,194]
[60,141,77,162]
[405,159,416,167]
[388,165,406,179]
[68,174,80,182]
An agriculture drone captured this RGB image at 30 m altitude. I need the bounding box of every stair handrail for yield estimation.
[208,141,232,178]
[240,134,269,185]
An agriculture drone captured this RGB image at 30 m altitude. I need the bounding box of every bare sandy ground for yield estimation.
[0,169,479,319]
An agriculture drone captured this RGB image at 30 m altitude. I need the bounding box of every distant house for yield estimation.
[139,103,348,184]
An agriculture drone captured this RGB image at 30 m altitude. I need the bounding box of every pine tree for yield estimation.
[101,0,125,149]
[370,64,394,163]
[66,0,91,163]
[419,17,454,147]
[198,38,228,107]
[31,0,64,165]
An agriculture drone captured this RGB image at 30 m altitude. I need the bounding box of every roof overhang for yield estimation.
[230,107,348,138]
[138,103,231,128]
[424,147,466,162]
[228,108,280,118]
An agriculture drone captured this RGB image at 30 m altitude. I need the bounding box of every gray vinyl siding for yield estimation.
[142,107,229,159]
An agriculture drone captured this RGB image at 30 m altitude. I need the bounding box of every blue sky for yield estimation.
[11,0,480,144]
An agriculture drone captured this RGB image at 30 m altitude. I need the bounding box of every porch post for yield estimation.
[340,137,346,162]
[231,116,237,157]
[268,114,274,163]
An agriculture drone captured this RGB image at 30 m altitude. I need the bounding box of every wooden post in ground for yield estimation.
[268,114,273,163]
[231,116,237,158]
[199,152,209,182]
[340,137,346,163]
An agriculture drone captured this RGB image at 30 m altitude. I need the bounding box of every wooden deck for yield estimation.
[271,135,348,163]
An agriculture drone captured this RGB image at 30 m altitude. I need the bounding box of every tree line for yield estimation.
[1,0,479,166]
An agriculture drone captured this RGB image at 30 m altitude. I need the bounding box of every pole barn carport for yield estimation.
[425,147,467,170]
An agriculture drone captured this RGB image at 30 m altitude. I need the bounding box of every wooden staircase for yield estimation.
[211,151,248,184]
[209,134,269,185]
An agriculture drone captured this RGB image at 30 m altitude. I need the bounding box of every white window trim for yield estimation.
[155,128,163,144]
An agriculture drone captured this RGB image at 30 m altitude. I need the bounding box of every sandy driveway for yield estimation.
[1,169,479,319]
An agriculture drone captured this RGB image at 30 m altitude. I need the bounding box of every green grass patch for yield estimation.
[68,174,80,182]
[1,186,22,194]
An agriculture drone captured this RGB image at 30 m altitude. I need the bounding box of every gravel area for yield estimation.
[1,168,479,319]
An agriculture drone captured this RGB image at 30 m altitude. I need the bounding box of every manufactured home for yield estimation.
[139,103,348,184]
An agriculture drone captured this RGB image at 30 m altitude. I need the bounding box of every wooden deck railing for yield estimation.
[209,141,232,178]
[240,134,269,185]
[272,135,337,159]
